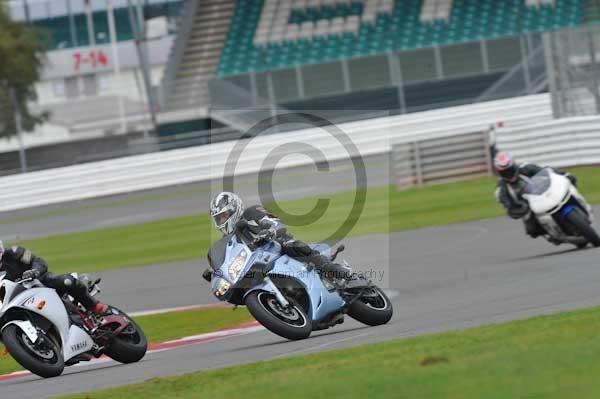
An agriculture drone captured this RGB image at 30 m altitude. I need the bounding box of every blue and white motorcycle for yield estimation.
[207,232,393,340]
[520,168,600,248]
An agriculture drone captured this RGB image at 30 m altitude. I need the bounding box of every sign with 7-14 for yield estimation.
[73,50,109,71]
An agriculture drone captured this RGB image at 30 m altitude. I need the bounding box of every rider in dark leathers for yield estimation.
[0,241,108,315]
[494,151,577,239]
[204,192,350,285]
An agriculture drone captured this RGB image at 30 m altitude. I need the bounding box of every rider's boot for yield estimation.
[546,236,562,245]
[315,257,353,290]
[315,312,345,330]
[330,313,345,325]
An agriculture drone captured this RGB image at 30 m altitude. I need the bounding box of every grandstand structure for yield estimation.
[1,0,599,173]
[159,0,586,124]
[216,0,580,76]
[159,0,236,111]
[1,0,183,159]
[6,0,183,49]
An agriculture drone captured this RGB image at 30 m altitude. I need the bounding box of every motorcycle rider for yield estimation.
[204,192,351,287]
[494,151,577,240]
[0,240,109,315]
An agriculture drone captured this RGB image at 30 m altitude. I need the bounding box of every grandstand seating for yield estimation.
[216,0,583,76]
[582,0,600,23]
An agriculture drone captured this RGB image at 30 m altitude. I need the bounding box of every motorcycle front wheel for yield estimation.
[565,208,600,247]
[245,291,312,340]
[2,324,64,378]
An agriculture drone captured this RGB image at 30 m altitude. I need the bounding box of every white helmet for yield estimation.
[210,192,244,234]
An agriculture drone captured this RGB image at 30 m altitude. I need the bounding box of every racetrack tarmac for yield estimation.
[3,214,600,398]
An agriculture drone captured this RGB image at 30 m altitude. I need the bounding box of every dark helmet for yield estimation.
[494,151,519,182]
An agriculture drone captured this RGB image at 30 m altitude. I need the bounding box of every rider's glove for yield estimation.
[21,269,40,280]
[566,173,577,186]
[508,203,529,219]
[253,229,275,246]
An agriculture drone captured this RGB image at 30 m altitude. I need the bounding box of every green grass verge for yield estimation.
[16,166,600,274]
[135,306,251,343]
[56,304,600,399]
[0,306,251,375]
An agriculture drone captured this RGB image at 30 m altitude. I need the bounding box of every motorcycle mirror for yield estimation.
[331,244,345,261]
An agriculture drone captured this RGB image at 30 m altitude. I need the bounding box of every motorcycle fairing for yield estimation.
[211,236,345,322]
[522,168,596,243]
[244,255,345,322]
[523,171,570,215]
[0,279,92,361]
[63,325,94,360]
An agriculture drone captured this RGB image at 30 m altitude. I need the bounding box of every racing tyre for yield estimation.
[566,207,600,247]
[245,291,312,340]
[2,324,64,378]
[104,311,147,364]
[347,287,393,326]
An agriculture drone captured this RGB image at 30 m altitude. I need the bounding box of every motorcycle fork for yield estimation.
[263,277,290,308]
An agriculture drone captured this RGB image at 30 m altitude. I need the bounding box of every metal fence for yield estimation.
[393,114,600,191]
[544,24,600,117]
[207,32,541,116]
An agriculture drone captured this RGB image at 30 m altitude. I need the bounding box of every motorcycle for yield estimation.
[0,272,147,378]
[520,167,600,248]
[208,232,393,340]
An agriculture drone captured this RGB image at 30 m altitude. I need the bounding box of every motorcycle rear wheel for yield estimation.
[347,287,393,326]
[2,324,64,378]
[245,291,312,340]
[103,309,148,364]
[565,208,600,247]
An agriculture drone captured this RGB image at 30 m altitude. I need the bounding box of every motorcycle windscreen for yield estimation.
[523,169,552,195]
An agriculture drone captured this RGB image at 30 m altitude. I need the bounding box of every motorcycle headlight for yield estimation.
[214,278,231,298]
[228,250,248,280]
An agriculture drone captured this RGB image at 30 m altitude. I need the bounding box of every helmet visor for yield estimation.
[499,165,517,180]
[213,209,233,226]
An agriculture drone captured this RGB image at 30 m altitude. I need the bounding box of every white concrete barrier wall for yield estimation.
[0,94,552,212]
[496,115,600,168]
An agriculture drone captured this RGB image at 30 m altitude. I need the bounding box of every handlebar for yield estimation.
[252,229,276,247]
[331,245,345,261]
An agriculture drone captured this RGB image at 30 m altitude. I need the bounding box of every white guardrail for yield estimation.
[0,94,552,212]
[496,115,600,168]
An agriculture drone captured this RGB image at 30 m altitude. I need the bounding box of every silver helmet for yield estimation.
[210,192,244,234]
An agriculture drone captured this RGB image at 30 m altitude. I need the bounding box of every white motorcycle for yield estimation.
[519,168,600,248]
[0,272,147,378]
